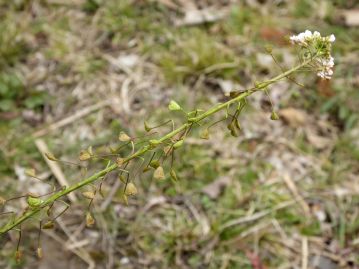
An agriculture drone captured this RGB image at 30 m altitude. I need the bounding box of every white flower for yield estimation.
[328,34,335,42]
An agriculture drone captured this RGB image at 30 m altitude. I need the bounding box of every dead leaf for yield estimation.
[305,129,331,149]
[341,9,359,26]
[175,8,228,26]
[317,78,334,97]
[260,27,289,46]
[278,108,307,127]
[202,176,231,199]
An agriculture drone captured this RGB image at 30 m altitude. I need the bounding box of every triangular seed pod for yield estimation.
[116,158,125,166]
[170,169,178,181]
[270,110,279,120]
[82,192,95,199]
[79,150,92,161]
[200,129,210,140]
[149,160,160,169]
[0,196,6,205]
[15,250,22,263]
[42,221,55,229]
[173,140,184,149]
[154,166,165,180]
[168,100,181,111]
[125,182,138,196]
[119,131,131,142]
[37,247,43,259]
[25,168,36,178]
[44,152,57,161]
[144,121,152,132]
[86,212,95,227]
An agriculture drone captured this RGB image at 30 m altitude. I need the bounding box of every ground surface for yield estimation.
[0,0,359,268]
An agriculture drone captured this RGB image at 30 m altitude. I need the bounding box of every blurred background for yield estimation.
[0,0,359,268]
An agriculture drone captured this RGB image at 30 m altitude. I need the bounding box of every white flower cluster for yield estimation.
[290,30,335,79]
[290,30,335,46]
[316,56,334,79]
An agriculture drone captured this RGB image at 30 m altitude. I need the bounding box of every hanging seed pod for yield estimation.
[173,139,184,149]
[119,175,127,183]
[144,121,152,132]
[119,131,131,142]
[124,182,138,196]
[122,194,129,205]
[82,191,95,199]
[227,121,239,137]
[200,129,210,140]
[86,212,95,227]
[42,221,55,229]
[143,166,151,173]
[116,158,125,166]
[79,150,91,161]
[0,196,6,206]
[154,166,165,180]
[25,168,36,178]
[44,152,57,161]
[37,247,43,259]
[27,196,43,208]
[168,100,181,111]
[170,168,178,181]
[149,160,160,169]
[15,250,22,263]
[270,110,279,120]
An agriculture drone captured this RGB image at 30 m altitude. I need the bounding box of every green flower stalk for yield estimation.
[0,31,335,235]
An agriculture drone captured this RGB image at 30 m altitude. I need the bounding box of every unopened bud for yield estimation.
[265,44,273,53]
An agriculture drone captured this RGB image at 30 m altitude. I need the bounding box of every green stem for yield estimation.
[0,59,312,234]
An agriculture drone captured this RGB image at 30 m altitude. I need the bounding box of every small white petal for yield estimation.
[329,34,335,42]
